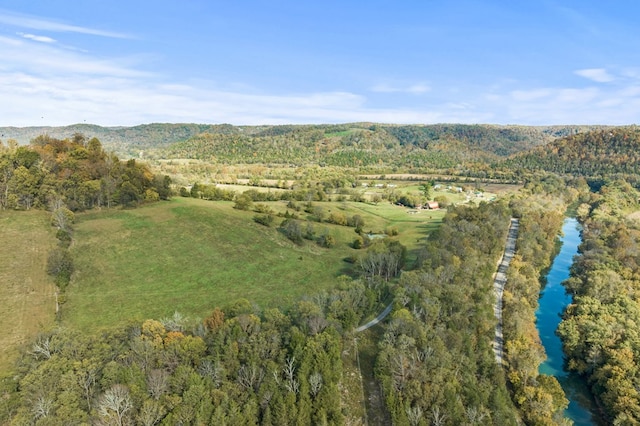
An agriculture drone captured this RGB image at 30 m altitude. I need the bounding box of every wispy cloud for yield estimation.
[0,10,130,38]
[0,10,638,127]
[371,82,430,94]
[498,83,640,125]
[19,32,56,43]
[0,35,150,78]
[574,68,615,83]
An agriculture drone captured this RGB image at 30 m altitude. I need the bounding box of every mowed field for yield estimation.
[0,211,57,373]
[65,197,438,332]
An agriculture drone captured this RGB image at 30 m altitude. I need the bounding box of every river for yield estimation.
[536,218,603,425]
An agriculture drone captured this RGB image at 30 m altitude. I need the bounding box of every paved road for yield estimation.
[493,218,519,365]
[355,303,393,332]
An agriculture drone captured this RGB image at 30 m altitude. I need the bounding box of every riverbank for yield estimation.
[536,218,602,425]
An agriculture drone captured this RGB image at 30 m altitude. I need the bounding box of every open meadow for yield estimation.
[64,196,440,332]
[0,211,57,373]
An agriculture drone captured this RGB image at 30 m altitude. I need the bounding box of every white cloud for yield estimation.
[496,83,640,125]
[0,16,638,128]
[574,68,615,83]
[370,82,430,94]
[0,34,151,78]
[19,32,55,43]
[0,10,130,38]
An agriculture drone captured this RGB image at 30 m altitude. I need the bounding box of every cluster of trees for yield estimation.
[0,135,171,212]
[557,180,640,424]
[3,276,387,425]
[374,201,519,424]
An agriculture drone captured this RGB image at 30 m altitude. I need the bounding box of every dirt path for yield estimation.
[355,303,393,333]
[493,218,519,365]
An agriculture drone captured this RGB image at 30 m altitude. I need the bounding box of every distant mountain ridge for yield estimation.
[0,122,612,164]
[0,123,236,156]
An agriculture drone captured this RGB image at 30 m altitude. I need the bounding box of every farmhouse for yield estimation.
[426,201,440,210]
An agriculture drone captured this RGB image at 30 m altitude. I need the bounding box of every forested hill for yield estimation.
[0,123,238,158]
[501,127,640,178]
[2,123,604,163]
[158,123,603,167]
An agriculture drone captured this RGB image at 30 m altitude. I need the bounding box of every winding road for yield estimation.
[355,302,393,332]
[493,218,519,365]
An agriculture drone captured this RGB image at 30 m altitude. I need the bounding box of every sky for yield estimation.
[1,1,639,127]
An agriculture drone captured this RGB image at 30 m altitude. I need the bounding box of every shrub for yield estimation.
[46,248,74,289]
[352,236,364,249]
[280,219,303,244]
[254,203,274,214]
[56,229,72,248]
[253,214,274,226]
[233,194,253,210]
[327,211,347,226]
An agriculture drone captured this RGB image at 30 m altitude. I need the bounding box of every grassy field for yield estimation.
[64,197,440,332]
[0,211,57,373]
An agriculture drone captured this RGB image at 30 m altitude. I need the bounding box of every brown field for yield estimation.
[0,211,57,374]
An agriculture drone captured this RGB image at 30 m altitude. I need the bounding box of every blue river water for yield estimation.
[536,218,603,425]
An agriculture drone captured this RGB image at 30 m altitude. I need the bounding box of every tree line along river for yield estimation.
[535,218,604,425]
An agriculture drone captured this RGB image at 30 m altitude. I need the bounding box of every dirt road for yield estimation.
[493,218,519,365]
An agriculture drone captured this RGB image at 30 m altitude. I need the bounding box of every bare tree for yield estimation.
[237,363,265,392]
[283,356,300,394]
[465,405,488,424]
[198,359,224,388]
[97,384,132,426]
[406,405,423,426]
[137,399,165,426]
[77,364,99,411]
[31,395,53,422]
[160,311,186,332]
[30,334,55,360]
[147,369,169,400]
[431,405,447,426]
[309,372,323,398]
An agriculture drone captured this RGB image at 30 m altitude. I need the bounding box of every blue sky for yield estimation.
[1,1,639,126]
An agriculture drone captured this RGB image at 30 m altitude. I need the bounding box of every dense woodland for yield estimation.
[3,281,385,425]
[1,123,606,172]
[159,124,590,174]
[376,201,518,424]
[1,126,640,424]
[502,128,640,184]
[558,180,640,424]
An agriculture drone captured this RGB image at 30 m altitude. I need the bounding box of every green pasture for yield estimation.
[66,198,348,331]
[64,196,440,332]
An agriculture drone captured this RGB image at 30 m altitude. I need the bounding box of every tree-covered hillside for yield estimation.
[2,123,606,166]
[0,123,239,158]
[159,123,596,170]
[501,127,640,179]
